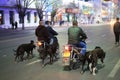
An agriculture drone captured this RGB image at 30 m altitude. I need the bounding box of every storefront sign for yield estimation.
[65,8,80,14]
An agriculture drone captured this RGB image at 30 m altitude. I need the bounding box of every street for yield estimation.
[0,23,120,80]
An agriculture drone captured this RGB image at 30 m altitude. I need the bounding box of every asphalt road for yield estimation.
[0,24,120,80]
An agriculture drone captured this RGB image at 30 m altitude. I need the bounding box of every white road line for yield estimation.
[3,55,7,57]
[26,59,41,66]
[101,34,106,37]
[108,59,120,78]
[86,40,92,43]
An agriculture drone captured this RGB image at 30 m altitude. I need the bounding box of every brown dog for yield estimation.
[14,40,36,62]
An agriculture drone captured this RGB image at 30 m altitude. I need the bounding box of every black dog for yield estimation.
[14,40,36,62]
[85,46,106,75]
[94,46,106,64]
[39,40,59,65]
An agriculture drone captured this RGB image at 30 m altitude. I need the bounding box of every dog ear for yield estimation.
[33,45,36,48]
[95,46,101,49]
[30,40,34,44]
[13,49,16,52]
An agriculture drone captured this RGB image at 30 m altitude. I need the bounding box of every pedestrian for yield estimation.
[59,20,64,26]
[15,21,18,29]
[11,22,14,30]
[113,17,120,46]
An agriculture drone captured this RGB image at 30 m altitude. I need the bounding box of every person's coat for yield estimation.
[35,25,50,42]
[113,22,120,32]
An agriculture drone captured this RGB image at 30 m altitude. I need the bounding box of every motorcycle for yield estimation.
[37,38,60,65]
[62,44,81,70]
[37,40,48,63]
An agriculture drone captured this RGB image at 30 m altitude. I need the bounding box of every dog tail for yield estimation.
[95,46,101,49]
[13,49,16,52]
[13,49,17,55]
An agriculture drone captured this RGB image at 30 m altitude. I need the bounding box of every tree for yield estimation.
[35,0,61,21]
[113,1,120,18]
[51,9,57,25]
[14,0,34,30]
[66,2,78,21]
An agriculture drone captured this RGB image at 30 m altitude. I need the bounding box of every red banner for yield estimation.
[66,8,80,14]
[112,0,118,4]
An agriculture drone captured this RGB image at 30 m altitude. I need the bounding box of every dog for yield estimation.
[94,46,106,64]
[13,40,36,62]
[85,46,106,75]
[39,40,59,65]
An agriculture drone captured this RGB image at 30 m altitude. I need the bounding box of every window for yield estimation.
[34,12,37,23]
[27,12,30,23]
[0,10,4,25]
[9,11,14,24]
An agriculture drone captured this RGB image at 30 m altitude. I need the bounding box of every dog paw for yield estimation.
[41,64,45,68]
[14,61,18,64]
[102,63,105,67]
[80,71,84,74]
[92,73,96,75]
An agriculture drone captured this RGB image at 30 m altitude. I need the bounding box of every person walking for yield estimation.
[15,21,18,29]
[11,22,14,30]
[113,17,120,46]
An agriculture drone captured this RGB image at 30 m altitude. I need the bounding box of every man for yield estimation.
[11,21,14,30]
[45,20,58,44]
[35,20,50,43]
[15,21,18,30]
[68,20,87,56]
[113,17,120,46]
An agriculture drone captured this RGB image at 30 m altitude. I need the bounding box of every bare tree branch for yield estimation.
[14,0,34,29]
[35,0,62,21]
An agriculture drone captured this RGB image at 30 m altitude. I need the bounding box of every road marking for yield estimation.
[108,59,120,78]
[3,55,7,57]
[101,34,106,37]
[26,59,41,66]
[86,40,92,43]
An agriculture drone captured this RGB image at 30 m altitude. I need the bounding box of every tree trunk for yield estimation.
[22,17,25,30]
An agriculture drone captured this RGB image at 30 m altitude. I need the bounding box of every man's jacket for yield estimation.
[68,26,87,44]
[46,25,58,38]
[113,22,120,32]
[35,25,50,42]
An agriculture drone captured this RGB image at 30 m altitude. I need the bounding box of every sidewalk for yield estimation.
[0,22,110,33]
[0,23,69,33]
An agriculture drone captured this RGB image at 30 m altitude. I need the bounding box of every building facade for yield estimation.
[0,0,39,29]
[0,0,62,29]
